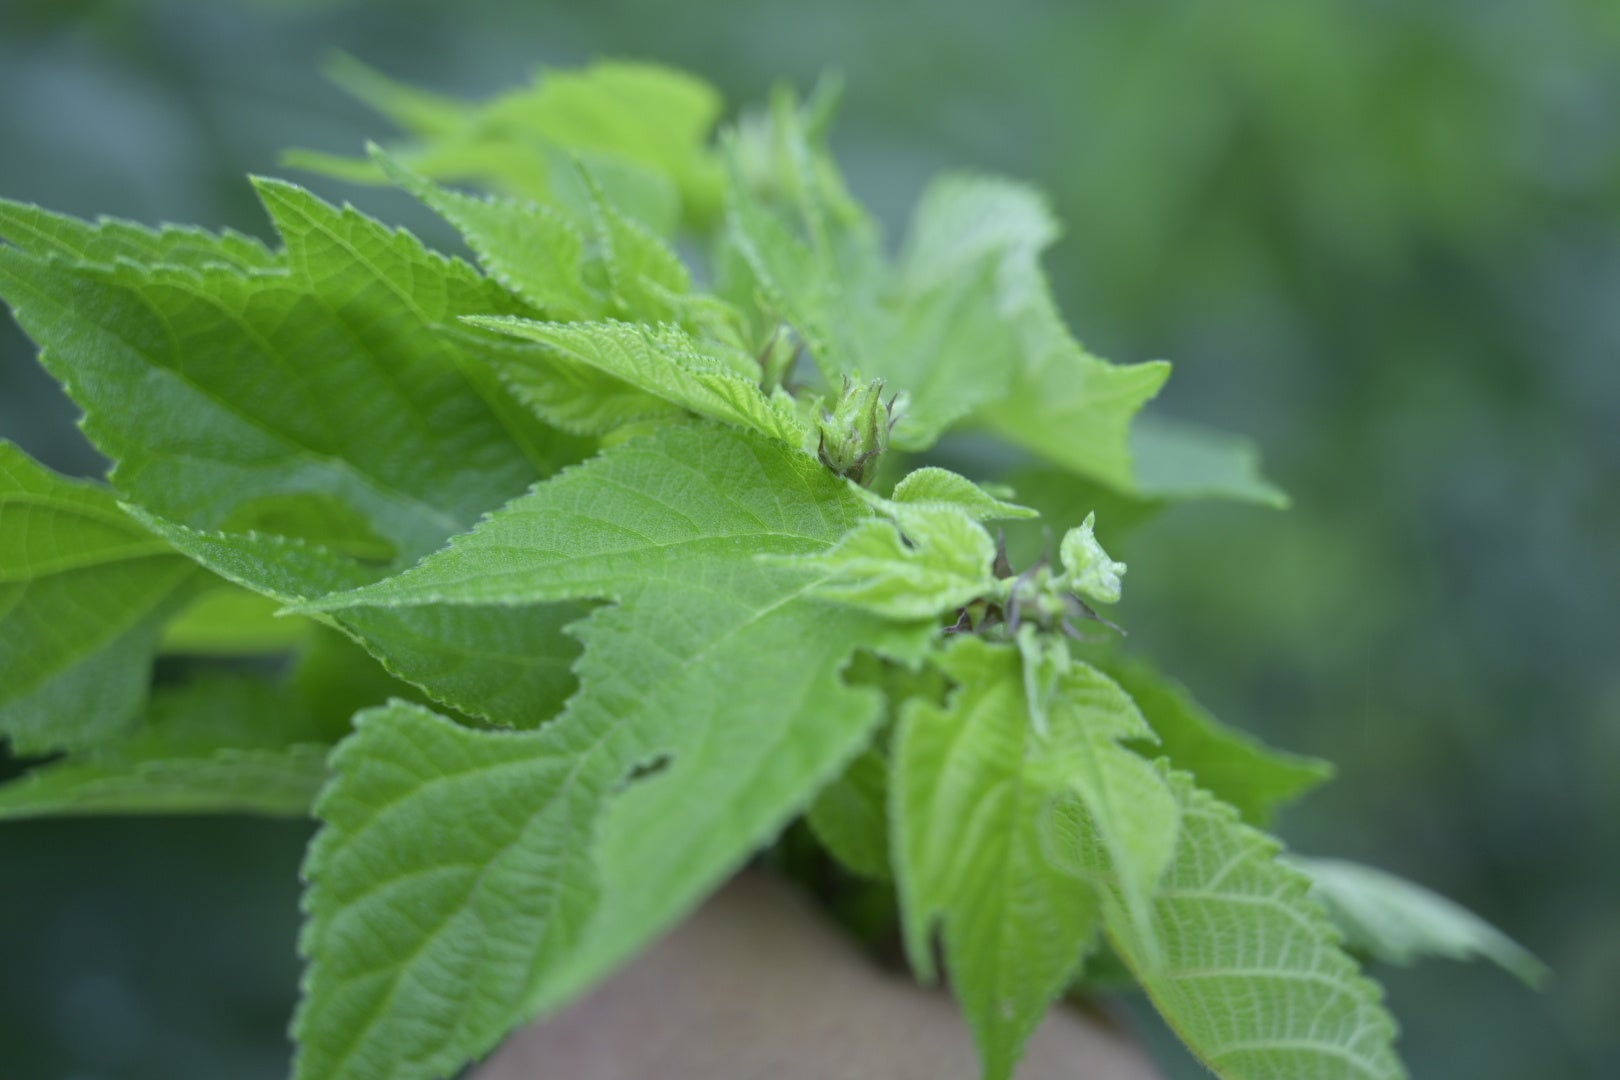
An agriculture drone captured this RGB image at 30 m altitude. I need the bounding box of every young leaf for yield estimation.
[785,504,997,621]
[1085,769,1405,1080]
[0,675,335,819]
[1130,413,1289,508]
[0,443,205,754]
[973,340,1169,495]
[884,466,1038,522]
[1040,653,1181,953]
[287,58,724,232]
[467,318,804,445]
[723,142,1021,449]
[891,636,1104,1080]
[375,154,763,437]
[723,123,1169,480]
[375,146,715,328]
[370,153,603,321]
[293,423,931,1080]
[1291,857,1549,988]
[1097,655,1333,825]
[921,179,1172,492]
[880,176,1061,444]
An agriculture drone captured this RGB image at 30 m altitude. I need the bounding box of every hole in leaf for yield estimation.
[626,753,672,783]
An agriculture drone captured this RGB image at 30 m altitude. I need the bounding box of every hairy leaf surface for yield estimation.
[0,183,583,582]
[892,638,1180,1079]
[0,190,594,727]
[891,637,1105,1080]
[787,504,997,621]
[884,466,1037,522]
[468,319,803,445]
[294,423,929,1080]
[1087,770,1405,1080]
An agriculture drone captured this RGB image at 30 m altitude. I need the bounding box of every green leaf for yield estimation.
[1291,857,1549,988]
[0,443,204,754]
[289,57,724,231]
[785,504,997,621]
[137,515,589,729]
[1040,652,1180,953]
[806,746,891,879]
[335,602,588,728]
[931,185,1172,494]
[379,152,760,438]
[0,742,327,819]
[881,176,1060,445]
[301,423,856,612]
[891,637,1103,1080]
[0,190,606,731]
[293,423,930,1080]
[573,168,696,317]
[374,146,707,325]
[1086,770,1405,1080]
[161,583,313,656]
[885,466,1037,522]
[0,674,335,819]
[723,154,1024,449]
[467,318,803,445]
[723,131,1168,482]
[395,173,600,320]
[0,183,584,589]
[287,625,452,730]
[292,702,589,1080]
[899,183,1169,491]
[1097,655,1333,825]
[1130,413,1289,507]
[975,346,1169,494]
[0,196,276,271]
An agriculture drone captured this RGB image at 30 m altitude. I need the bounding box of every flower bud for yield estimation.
[816,375,893,487]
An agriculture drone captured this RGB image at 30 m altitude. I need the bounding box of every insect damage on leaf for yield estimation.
[0,57,1539,1080]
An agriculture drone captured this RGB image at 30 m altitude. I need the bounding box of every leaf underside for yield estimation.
[1087,770,1406,1080]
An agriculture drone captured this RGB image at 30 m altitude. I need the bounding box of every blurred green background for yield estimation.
[1,0,1614,1077]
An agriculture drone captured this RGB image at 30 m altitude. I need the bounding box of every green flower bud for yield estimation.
[816,375,893,487]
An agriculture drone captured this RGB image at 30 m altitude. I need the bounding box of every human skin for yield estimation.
[474,871,1163,1080]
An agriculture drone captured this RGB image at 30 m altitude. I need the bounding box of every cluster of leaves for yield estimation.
[0,60,1542,1080]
